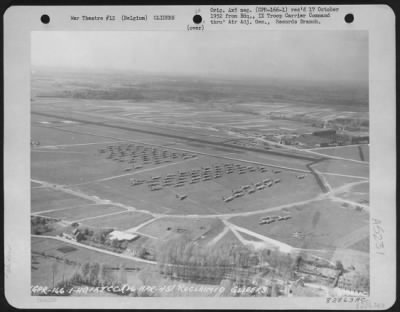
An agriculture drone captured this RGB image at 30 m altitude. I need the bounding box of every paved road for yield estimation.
[222,219,294,253]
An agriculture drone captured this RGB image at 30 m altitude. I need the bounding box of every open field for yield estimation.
[40,204,127,222]
[32,188,92,213]
[311,145,368,162]
[32,236,149,268]
[333,181,369,204]
[321,174,367,190]
[314,159,369,178]
[350,182,369,193]
[229,199,369,250]
[335,190,369,205]
[70,165,320,215]
[32,123,116,146]
[138,217,224,242]
[80,211,153,230]
[348,237,369,253]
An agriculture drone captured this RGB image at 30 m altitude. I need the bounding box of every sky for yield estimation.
[31,31,368,82]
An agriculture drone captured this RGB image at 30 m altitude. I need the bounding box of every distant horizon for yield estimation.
[31,65,369,89]
[32,31,368,84]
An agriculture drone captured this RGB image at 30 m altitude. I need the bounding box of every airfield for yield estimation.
[31,73,370,286]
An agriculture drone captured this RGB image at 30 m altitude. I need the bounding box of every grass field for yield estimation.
[350,182,369,193]
[32,188,92,213]
[229,199,369,250]
[312,145,367,162]
[70,162,320,216]
[335,181,369,204]
[314,159,369,178]
[138,217,224,241]
[322,174,367,190]
[32,143,135,186]
[348,237,369,253]
[335,191,369,205]
[80,211,153,230]
[41,204,127,222]
[32,124,115,146]
[32,236,149,268]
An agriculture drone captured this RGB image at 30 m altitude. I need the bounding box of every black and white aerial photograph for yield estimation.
[30,30,370,298]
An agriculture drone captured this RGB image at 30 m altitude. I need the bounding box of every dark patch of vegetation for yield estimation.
[31,216,59,235]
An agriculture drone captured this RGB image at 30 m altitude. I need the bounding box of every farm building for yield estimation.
[62,227,82,242]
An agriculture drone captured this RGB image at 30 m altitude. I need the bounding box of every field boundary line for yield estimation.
[306,144,369,151]
[31,203,102,215]
[72,210,130,223]
[125,217,160,233]
[255,137,369,164]
[32,150,87,154]
[319,172,369,180]
[36,140,131,149]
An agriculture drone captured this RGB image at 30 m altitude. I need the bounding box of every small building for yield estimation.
[62,227,82,242]
[107,231,139,242]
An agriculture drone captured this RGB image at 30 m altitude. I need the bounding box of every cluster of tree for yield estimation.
[60,261,162,297]
[31,216,58,235]
[155,236,296,283]
[349,272,369,293]
[63,262,137,296]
